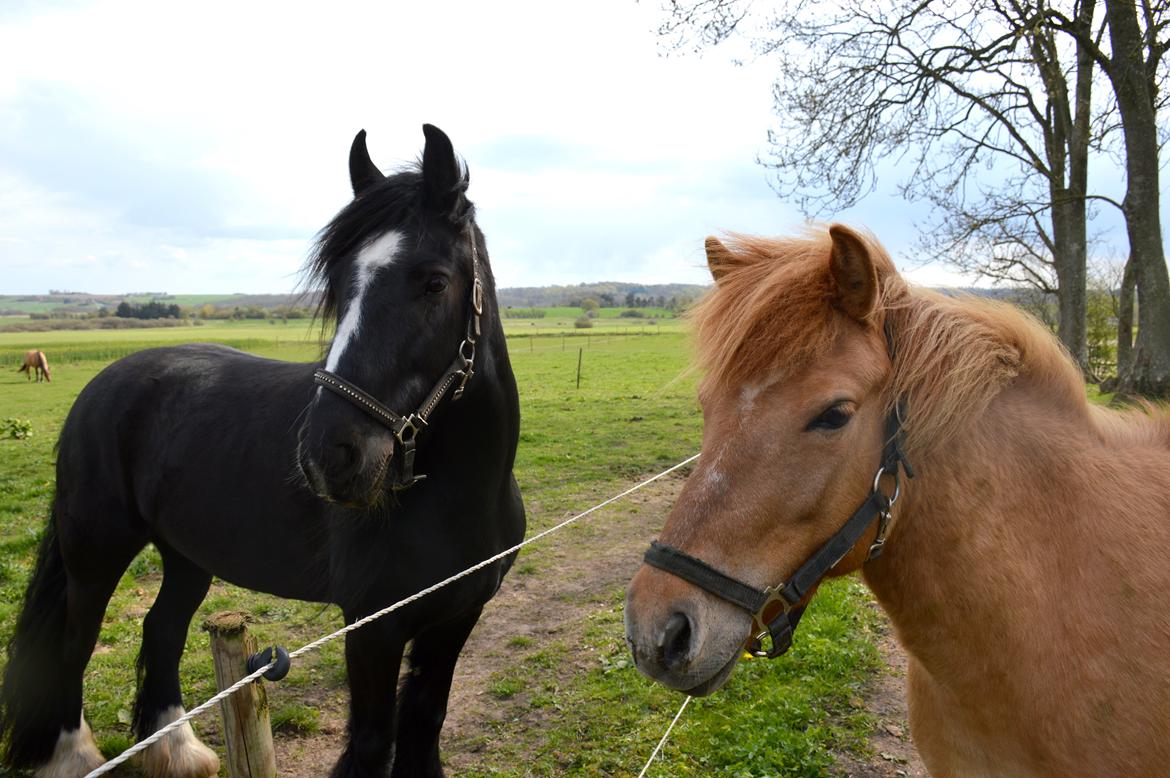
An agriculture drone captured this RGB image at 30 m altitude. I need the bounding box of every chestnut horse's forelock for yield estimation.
[689,227,1094,459]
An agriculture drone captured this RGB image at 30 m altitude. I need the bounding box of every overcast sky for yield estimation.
[1,0,996,294]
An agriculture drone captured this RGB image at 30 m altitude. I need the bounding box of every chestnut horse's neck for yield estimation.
[863,369,1170,684]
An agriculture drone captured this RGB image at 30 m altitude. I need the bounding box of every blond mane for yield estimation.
[688,226,1102,457]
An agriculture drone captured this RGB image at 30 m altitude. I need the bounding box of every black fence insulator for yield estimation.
[245,645,291,681]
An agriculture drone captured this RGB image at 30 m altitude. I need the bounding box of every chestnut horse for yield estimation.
[626,225,1170,776]
[17,350,50,382]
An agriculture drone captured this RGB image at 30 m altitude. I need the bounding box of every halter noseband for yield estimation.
[312,230,484,490]
[643,401,913,659]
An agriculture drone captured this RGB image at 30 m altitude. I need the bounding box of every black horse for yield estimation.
[0,125,525,778]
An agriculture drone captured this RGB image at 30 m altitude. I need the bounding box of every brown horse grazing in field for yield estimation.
[625,224,1170,776]
[17,350,50,382]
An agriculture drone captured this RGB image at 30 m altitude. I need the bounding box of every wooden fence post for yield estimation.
[203,612,277,778]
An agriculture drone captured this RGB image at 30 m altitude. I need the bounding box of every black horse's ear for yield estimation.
[421,124,464,214]
[349,130,385,197]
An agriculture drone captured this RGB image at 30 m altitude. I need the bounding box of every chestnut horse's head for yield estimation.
[625,225,904,695]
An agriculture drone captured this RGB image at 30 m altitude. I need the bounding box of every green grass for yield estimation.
[270,703,321,736]
[0,301,63,314]
[0,321,883,776]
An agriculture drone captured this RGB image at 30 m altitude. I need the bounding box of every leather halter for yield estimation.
[313,230,484,490]
[643,401,913,658]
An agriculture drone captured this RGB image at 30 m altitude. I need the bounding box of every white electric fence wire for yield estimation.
[86,453,701,778]
[636,695,692,778]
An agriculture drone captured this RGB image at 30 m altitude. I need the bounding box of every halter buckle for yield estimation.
[395,414,426,447]
[867,508,892,560]
[748,615,795,659]
[748,584,792,657]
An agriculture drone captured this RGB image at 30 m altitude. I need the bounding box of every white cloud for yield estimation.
[0,0,979,294]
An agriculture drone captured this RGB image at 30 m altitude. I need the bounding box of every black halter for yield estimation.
[313,231,484,490]
[643,402,913,658]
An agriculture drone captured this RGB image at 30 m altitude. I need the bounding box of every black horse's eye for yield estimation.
[425,275,449,295]
[806,402,854,432]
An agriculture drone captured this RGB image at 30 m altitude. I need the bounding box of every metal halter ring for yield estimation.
[872,466,901,506]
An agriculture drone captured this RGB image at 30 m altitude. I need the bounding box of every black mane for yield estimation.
[304,160,473,324]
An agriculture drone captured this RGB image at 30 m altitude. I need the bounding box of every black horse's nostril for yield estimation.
[317,440,361,479]
[334,442,359,469]
[660,611,694,672]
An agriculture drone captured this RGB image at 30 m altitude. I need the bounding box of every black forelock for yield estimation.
[303,159,473,325]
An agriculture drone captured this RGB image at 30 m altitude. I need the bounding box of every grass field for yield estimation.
[0,318,882,775]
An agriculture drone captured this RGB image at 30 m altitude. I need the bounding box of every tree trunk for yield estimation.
[1034,3,1093,374]
[1050,192,1089,370]
[1105,0,1170,397]
[1116,253,1136,378]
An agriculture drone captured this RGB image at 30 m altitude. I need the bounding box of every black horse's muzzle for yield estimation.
[297,419,395,506]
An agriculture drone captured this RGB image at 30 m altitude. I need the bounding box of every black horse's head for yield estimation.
[297,124,484,506]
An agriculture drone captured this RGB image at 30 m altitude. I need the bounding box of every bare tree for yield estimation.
[1047,0,1170,395]
[660,0,1110,371]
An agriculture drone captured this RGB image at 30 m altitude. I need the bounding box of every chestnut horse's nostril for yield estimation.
[659,611,694,672]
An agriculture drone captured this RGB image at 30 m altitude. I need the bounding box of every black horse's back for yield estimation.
[59,343,334,599]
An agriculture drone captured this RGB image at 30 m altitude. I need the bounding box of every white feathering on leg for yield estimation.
[36,717,104,778]
[140,706,219,778]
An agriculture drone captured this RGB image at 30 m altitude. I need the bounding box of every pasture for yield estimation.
[0,320,892,776]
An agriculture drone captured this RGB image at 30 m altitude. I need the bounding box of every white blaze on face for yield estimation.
[696,375,783,500]
[324,230,404,372]
[738,373,783,417]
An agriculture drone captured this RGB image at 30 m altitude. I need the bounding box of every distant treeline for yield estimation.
[568,292,691,311]
[116,301,182,319]
[497,282,710,309]
[23,302,316,322]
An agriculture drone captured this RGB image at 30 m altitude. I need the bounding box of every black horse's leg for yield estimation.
[332,617,407,778]
[390,606,483,778]
[133,542,219,778]
[0,506,144,775]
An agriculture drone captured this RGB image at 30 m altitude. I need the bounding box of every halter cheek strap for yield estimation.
[313,229,484,490]
[643,401,913,658]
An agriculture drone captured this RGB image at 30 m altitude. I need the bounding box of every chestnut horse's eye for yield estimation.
[806,403,853,432]
[425,275,449,295]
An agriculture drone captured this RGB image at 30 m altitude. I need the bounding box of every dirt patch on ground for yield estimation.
[832,608,928,778]
[270,471,927,776]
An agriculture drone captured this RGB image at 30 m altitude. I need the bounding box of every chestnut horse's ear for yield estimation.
[349,130,385,197]
[828,225,879,321]
[705,236,734,284]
